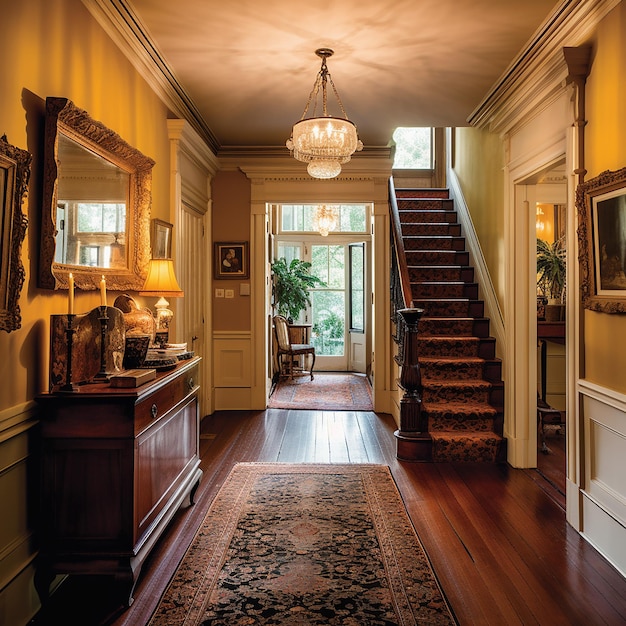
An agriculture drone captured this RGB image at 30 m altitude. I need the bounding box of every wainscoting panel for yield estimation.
[579,380,626,576]
[213,331,252,410]
[0,402,40,625]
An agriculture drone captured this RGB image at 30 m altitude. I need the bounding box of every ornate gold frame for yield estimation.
[0,135,31,332]
[577,167,626,313]
[39,97,155,292]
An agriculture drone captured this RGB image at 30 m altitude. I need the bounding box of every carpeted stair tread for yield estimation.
[418,317,490,337]
[395,188,450,199]
[422,379,494,404]
[431,432,503,463]
[418,335,494,358]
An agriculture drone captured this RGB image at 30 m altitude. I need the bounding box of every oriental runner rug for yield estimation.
[268,373,373,411]
[149,463,456,626]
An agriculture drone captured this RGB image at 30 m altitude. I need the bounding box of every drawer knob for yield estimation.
[188,378,194,391]
[151,403,158,419]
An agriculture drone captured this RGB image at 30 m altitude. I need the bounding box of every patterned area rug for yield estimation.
[149,463,456,625]
[268,373,373,411]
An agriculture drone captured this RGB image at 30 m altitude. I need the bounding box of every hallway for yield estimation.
[35,410,626,626]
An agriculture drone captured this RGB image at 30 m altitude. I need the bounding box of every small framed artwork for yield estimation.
[214,242,249,279]
[577,167,626,313]
[152,219,172,259]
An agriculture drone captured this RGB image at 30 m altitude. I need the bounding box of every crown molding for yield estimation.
[468,0,620,133]
[218,145,393,178]
[82,0,220,152]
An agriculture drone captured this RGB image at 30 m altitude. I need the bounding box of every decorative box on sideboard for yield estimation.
[34,356,202,608]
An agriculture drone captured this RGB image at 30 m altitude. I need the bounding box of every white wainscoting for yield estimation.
[213,331,252,410]
[0,402,41,625]
[578,379,626,577]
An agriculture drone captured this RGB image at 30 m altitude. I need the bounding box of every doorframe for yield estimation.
[273,233,371,373]
[237,162,393,412]
[503,108,580,528]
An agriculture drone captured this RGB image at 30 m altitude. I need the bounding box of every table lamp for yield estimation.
[140,259,184,346]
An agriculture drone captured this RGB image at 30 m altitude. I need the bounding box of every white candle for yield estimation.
[100,275,107,306]
[68,273,74,315]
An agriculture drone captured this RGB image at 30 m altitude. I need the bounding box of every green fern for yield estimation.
[537,237,566,301]
[271,258,325,321]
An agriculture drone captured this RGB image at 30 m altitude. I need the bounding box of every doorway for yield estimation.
[275,239,370,374]
[516,160,568,492]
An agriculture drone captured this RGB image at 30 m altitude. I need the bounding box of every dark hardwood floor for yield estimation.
[33,410,626,626]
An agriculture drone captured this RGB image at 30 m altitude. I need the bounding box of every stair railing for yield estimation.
[388,179,431,460]
[389,178,413,312]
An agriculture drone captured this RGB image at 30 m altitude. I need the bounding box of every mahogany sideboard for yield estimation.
[34,356,202,607]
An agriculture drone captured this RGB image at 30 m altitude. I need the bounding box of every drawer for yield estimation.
[135,364,198,435]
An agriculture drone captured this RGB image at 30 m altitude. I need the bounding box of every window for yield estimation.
[77,202,126,233]
[392,127,433,169]
[279,204,368,235]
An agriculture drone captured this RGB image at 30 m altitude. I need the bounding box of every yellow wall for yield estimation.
[583,2,626,392]
[452,127,506,310]
[1,1,172,406]
[0,2,173,622]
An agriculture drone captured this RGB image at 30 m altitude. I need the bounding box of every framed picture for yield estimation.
[214,241,249,279]
[577,167,626,313]
[0,135,31,333]
[151,219,172,259]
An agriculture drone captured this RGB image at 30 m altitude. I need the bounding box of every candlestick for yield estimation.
[68,272,75,315]
[100,275,107,306]
[93,306,110,381]
[60,314,78,392]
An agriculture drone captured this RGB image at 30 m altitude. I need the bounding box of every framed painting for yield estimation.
[0,135,31,332]
[577,167,626,313]
[214,242,248,279]
[152,219,172,259]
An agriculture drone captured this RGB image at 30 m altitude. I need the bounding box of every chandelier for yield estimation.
[313,204,339,236]
[286,48,363,179]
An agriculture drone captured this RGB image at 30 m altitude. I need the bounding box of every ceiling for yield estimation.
[125,0,562,150]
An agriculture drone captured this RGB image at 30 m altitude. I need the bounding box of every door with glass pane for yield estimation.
[310,244,347,370]
[308,242,367,372]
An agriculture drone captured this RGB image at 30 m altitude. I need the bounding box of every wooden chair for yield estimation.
[537,393,564,454]
[273,315,315,380]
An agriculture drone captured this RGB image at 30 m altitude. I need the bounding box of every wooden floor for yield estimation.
[33,410,626,626]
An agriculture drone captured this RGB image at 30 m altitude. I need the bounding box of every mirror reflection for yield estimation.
[55,134,129,269]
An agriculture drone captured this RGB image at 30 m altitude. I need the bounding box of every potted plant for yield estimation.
[537,237,566,321]
[271,257,325,323]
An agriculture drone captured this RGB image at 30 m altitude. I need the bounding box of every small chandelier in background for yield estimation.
[536,205,545,234]
[286,48,363,179]
[313,204,339,236]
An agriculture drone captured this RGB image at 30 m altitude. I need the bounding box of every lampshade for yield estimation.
[286,49,363,179]
[140,259,184,297]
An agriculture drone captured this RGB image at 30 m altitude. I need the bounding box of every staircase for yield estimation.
[395,187,505,462]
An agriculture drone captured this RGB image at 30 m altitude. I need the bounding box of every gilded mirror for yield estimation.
[0,135,31,332]
[39,97,155,291]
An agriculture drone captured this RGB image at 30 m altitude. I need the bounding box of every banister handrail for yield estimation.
[389,177,413,309]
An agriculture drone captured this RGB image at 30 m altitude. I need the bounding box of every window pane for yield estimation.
[340,205,367,232]
[311,290,345,356]
[350,244,364,331]
[392,127,433,169]
[279,204,367,233]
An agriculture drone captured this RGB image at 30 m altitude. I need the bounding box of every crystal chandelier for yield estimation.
[313,204,339,236]
[286,48,363,179]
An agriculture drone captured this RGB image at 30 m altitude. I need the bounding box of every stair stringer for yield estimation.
[447,167,505,359]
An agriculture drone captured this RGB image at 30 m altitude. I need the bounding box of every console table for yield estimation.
[35,356,202,607]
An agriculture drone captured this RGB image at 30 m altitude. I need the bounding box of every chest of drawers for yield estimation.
[35,357,202,607]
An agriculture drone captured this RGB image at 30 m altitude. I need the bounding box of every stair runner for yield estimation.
[396,188,505,462]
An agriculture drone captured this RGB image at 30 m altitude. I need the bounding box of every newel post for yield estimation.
[394,308,432,461]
